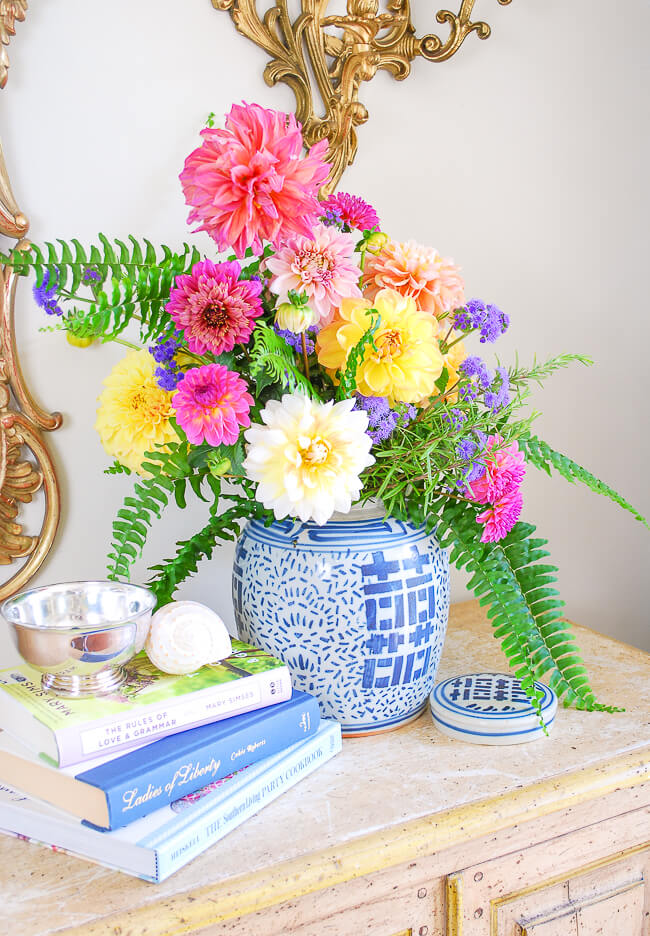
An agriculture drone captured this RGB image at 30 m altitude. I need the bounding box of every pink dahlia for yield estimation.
[363,239,465,319]
[476,487,523,543]
[166,259,263,356]
[469,435,526,505]
[320,192,380,232]
[180,102,331,258]
[266,223,362,325]
[173,364,253,447]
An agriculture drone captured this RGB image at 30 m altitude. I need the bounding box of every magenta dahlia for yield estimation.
[180,102,331,257]
[166,259,263,356]
[320,192,380,232]
[476,487,523,543]
[173,364,253,447]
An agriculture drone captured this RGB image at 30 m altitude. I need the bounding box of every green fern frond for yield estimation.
[107,443,212,581]
[3,237,201,343]
[147,502,252,607]
[434,497,620,717]
[521,435,649,529]
[337,311,380,400]
[249,323,320,398]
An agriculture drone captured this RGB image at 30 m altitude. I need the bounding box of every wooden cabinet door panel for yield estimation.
[445,805,650,936]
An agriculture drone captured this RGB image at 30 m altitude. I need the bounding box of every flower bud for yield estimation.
[66,332,94,348]
[207,455,231,477]
[275,301,315,334]
[364,232,388,255]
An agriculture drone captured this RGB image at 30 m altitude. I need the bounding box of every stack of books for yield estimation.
[0,638,341,881]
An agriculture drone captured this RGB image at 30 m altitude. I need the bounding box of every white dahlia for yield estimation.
[243,394,375,525]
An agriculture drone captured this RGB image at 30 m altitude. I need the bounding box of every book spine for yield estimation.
[54,666,292,768]
[155,721,343,882]
[101,694,320,829]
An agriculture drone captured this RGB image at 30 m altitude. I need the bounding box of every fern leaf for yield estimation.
[434,498,620,717]
[521,435,649,529]
[107,444,210,581]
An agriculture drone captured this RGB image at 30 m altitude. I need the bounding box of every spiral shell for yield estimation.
[145,601,232,675]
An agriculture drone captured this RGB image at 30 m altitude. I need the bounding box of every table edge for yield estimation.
[56,743,650,936]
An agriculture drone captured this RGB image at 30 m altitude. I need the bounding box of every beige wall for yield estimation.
[0,0,648,669]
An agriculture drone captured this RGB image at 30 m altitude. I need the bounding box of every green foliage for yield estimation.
[521,435,649,529]
[2,236,201,343]
[147,507,244,608]
[104,461,132,476]
[337,311,380,400]
[249,322,321,398]
[107,442,214,581]
[434,496,621,716]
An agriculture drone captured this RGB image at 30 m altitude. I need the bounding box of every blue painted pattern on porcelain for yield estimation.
[232,515,450,734]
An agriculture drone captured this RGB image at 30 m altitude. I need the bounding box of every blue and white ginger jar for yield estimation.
[232,505,450,736]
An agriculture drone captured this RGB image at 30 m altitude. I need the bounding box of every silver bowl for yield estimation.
[1,581,156,698]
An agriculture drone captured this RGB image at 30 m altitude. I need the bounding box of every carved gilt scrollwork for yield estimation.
[0,58,62,598]
[212,0,512,191]
[0,0,27,90]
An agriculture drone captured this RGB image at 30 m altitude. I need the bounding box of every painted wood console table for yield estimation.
[2,600,649,936]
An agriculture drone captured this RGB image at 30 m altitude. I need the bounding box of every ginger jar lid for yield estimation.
[429,672,558,745]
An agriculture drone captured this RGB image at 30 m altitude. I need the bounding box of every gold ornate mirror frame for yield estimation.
[212,0,512,191]
[0,0,62,600]
[0,0,510,597]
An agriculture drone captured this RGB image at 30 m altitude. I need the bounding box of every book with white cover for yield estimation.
[0,720,342,882]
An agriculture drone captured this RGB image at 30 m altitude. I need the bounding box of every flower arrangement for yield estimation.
[6,101,647,716]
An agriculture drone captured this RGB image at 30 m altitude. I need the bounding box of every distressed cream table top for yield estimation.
[1,600,649,936]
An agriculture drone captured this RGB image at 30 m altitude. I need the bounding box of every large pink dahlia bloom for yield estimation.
[363,239,465,319]
[180,102,331,258]
[469,435,526,505]
[266,223,362,326]
[173,364,253,447]
[166,259,263,356]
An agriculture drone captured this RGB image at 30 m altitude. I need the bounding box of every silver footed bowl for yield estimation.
[1,581,156,698]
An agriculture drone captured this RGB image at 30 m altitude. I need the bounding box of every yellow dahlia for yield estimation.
[243,394,375,525]
[95,349,177,474]
[316,288,444,405]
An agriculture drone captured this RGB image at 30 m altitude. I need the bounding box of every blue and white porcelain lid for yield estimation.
[429,672,558,745]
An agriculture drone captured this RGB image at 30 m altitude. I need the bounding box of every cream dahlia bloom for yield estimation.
[363,238,465,319]
[243,394,375,525]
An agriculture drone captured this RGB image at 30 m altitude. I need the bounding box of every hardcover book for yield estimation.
[0,719,342,882]
[0,689,319,829]
[0,640,291,767]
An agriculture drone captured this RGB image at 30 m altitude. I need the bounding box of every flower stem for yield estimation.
[301,332,310,380]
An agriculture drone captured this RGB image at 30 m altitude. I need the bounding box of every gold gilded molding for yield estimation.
[0,0,27,90]
[212,0,512,191]
[0,137,62,600]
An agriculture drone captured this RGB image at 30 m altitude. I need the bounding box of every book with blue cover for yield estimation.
[0,719,342,882]
[0,689,320,829]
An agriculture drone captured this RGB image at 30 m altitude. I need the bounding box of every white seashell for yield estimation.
[145,600,232,675]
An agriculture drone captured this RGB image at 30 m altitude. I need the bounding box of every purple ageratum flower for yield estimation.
[32,269,63,316]
[149,331,184,365]
[154,362,184,392]
[479,303,509,343]
[354,394,415,444]
[460,356,493,390]
[319,193,380,232]
[82,267,102,284]
[454,298,509,343]
[273,324,316,355]
[442,408,467,431]
[321,208,343,228]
